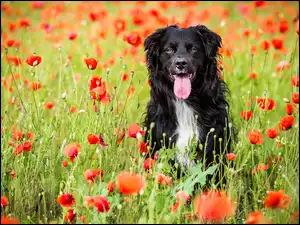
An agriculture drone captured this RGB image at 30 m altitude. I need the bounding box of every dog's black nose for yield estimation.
[175,58,187,71]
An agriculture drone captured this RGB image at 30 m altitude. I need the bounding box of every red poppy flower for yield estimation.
[240,111,253,121]
[26,55,42,67]
[12,130,23,141]
[62,160,68,167]
[84,169,96,183]
[91,87,106,101]
[143,158,155,170]
[243,29,250,38]
[93,195,110,213]
[248,130,264,144]
[64,209,76,223]
[265,128,279,139]
[149,9,160,17]
[98,30,107,39]
[264,190,291,209]
[84,169,104,184]
[279,115,294,131]
[89,12,99,21]
[237,4,249,16]
[170,202,180,214]
[7,40,15,47]
[248,72,257,80]
[84,58,98,70]
[87,134,100,144]
[286,103,295,115]
[116,171,145,195]
[128,124,145,139]
[194,190,236,222]
[22,141,32,152]
[279,19,289,33]
[121,73,129,81]
[25,131,35,140]
[63,143,81,163]
[88,75,107,100]
[126,32,142,47]
[257,98,275,111]
[271,39,283,50]
[295,20,299,35]
[256,163,269,172]
[254,1,266,7]
[19,18,31,27]
[114,19,126,35]
[1,196,8,208]
[57,193,75,207]
[32,1,45,9]
[44,102,54,109]
[292,92,299,104]
[70,106,77,113]
[156,173,173,185]
[40,22,50,31]
[13,144,24,155]
[291,75,299,87]
[1,216,20,224]
[9,22,17,32]
[226,153,236,161]
[7,56,22,66]
[260,40,270,51]
[159,2,169,10]
[246,211,271,224]
[24,79,29,86]
[30,81,42,91]
[139,141,149,154]
[107,181,114,193]
[132,13,145,26]
[68,32,77,40]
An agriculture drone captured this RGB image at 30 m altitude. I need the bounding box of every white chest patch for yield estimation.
[174,100,200,169]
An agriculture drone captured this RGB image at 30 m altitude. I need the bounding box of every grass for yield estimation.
[1,1,299,224]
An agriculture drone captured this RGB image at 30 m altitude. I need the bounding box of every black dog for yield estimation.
[143,24,232,180]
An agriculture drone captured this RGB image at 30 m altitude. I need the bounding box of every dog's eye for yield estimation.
[191,46,198,53]
[165,47,174,54]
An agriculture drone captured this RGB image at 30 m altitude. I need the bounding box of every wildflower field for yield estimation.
[1,1,299,224]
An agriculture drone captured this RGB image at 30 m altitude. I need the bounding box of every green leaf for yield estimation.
[173,164,218,195]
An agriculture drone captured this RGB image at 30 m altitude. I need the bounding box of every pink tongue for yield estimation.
[173,76,191,100]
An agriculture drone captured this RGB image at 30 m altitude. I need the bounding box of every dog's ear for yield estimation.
[194,25,222,59]
[194,25,223,100]
[144,26,169,73]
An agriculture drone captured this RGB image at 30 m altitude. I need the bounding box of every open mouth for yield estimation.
[171,72,195,100]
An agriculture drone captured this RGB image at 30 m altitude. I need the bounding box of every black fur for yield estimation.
[143,25,232,179]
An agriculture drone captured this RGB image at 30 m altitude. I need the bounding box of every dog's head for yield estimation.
[144,25,222,100]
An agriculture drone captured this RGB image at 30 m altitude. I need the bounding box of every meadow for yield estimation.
[1,1,299,224]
